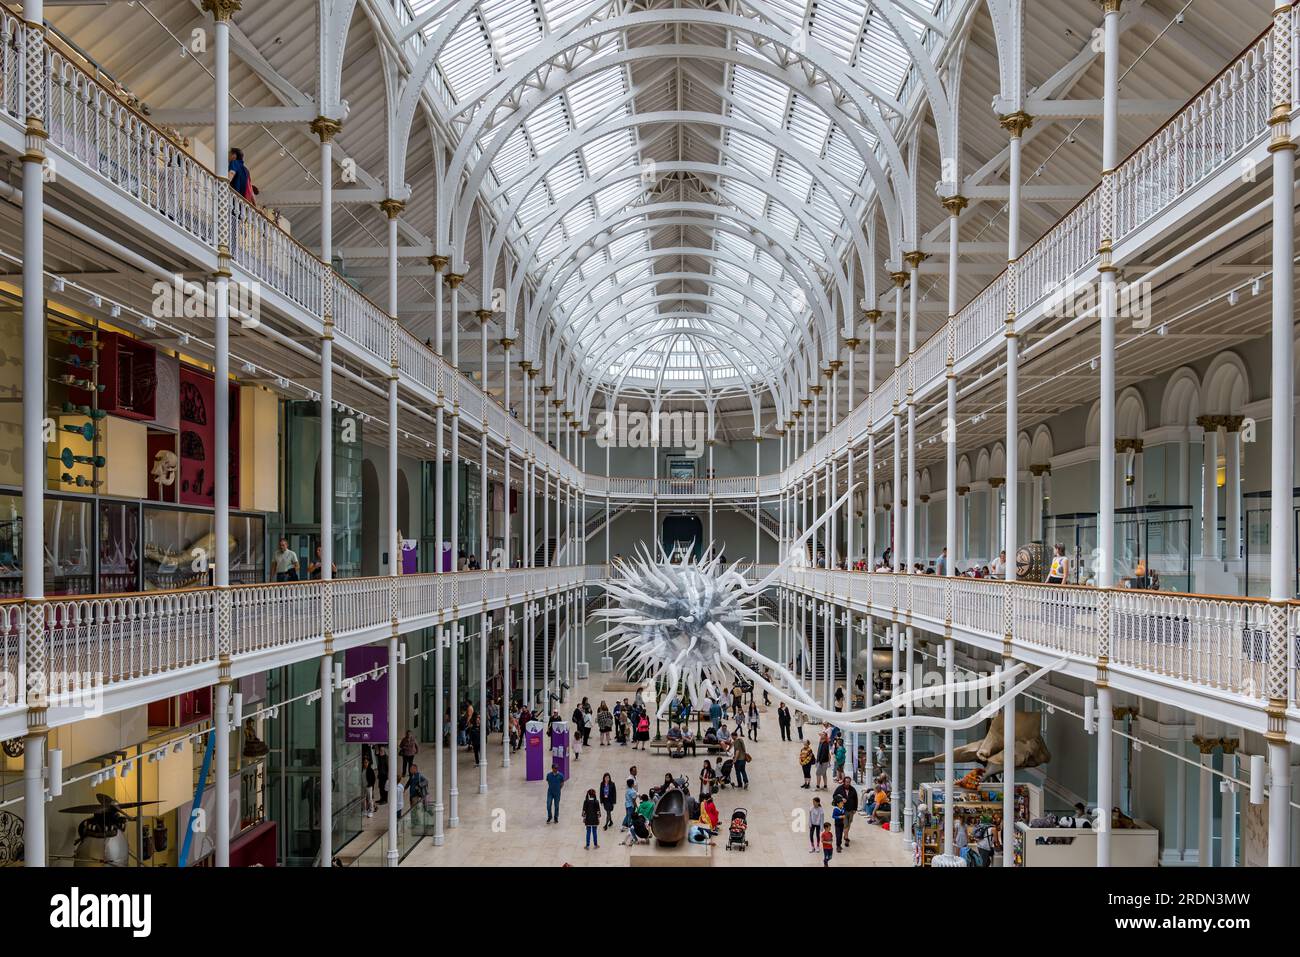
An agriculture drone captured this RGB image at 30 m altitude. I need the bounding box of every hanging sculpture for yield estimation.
[598,485,1065,737]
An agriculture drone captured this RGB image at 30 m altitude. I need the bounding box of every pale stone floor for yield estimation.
[402,673,913,868]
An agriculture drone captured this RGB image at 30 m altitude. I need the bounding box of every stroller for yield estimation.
[715,758,734,790]
[724,807,749,851]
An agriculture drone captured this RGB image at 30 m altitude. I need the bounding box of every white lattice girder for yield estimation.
[439,10,927,261]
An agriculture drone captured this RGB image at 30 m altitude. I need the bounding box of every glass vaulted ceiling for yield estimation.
[405,0,950,395]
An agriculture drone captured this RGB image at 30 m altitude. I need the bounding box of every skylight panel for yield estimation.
[775,155,814,202]
[439,17,498,100]
[568,68,628,130]
[480,0,543,66]
[809,0,863,63]
[594,179,640,218]
[728,66,787,130]
[524,98,573,157]
[787,96,832,154]
[721,178,765,218]
[582,129,637,179]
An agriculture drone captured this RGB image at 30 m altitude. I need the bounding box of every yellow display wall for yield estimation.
[239,384,279,513]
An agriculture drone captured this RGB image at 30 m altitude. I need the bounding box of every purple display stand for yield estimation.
[440,541,453,572]
[550,720,571,780]
[524,720,546,781]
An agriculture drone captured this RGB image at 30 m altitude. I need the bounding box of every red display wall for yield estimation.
[178,365,239,508]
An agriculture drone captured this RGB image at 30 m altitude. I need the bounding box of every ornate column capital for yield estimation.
[864,309,882,324]
[940,195,968,217]
[843,338,860,350]
[1192,734,1219,755]
[310,115,343,143]
[429,255,448,272]
[1195,414,1223,431]
[447,273,464,289]
[1098,0,1123,14]
[999,111,1034,138]
[988,476,1005,488]
[201,0,242,21]
[1222,415,1246,433]
[890,270,909,288]
[379,198,406,219]
[500,337,515,349]
[1028,463,1052,477]
[902,250,929,270]
[476,308,493,323]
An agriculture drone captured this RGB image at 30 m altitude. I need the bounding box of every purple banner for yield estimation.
[524,720,546,781]
[550,721,570,780]
[401,539,418,574]
[344,646,388,744]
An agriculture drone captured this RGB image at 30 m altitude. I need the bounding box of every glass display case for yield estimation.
[1244,489,1300,598]
[142,505,265,590]
[1043,506,1191,591]
[1114,505,1192,593]
[1042,511,1097,585]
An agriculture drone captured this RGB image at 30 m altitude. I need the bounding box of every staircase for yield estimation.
[585,501,633,541]
[735,504,781,540]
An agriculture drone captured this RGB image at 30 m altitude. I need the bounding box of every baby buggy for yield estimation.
[715,758,734,790]
[724,807,749,851]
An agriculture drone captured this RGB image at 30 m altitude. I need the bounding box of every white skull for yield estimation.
[152,449,178,487]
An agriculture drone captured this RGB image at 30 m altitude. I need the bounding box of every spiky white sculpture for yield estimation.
[598,486,1063,733]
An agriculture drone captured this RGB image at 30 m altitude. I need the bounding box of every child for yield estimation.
[821,822,835,866]
[832,797,847,852]
[808,796,824,852]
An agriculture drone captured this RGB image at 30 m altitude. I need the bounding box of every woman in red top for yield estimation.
[700,795,720,833]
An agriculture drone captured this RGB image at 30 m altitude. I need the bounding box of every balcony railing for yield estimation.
[0,566,598,718]
[780,11,1294,485]
[778,568,1292,709]
[0,9,580,489]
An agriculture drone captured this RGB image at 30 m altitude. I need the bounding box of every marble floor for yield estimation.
[401,673,913,867]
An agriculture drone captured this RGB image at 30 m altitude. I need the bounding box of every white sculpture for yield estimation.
[599,485,1064,734]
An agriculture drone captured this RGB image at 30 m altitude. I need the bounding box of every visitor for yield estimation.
[808,796,824,852]
[832,797,847,852]
[814,733,831,789]
[777,702,792,741]
[582,788,601,848]
[375,746,390,804]
[834,737,847,779]
[580,697,594,747]
[467,708,481,765]
[834,686,845,713]
[732,733,750,789]
[545,763,565,823]
[637,792,655,823]
[699,793,720,833]
[621,777,638,831]
[571,704,587,759]
[992,549,1007,578]
[1045,543,1069,584]
[597,701,613,745]
[634,711,650,749]
[832,775,858,847]
[747,701,759,740]
[794,708,806,741]
[398,729,418,778]
[709,696,722,730]
[508,713,521,752]
[821,821,835,866]
[936,547,947,575]
[598,772,617,829]
[699,759,716,795]
[228,147,255,202]
[273,538,300,582]
[799,740,815,788]
[406,762,428,812]
[307,543,336,580]
[361,755,376,818]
